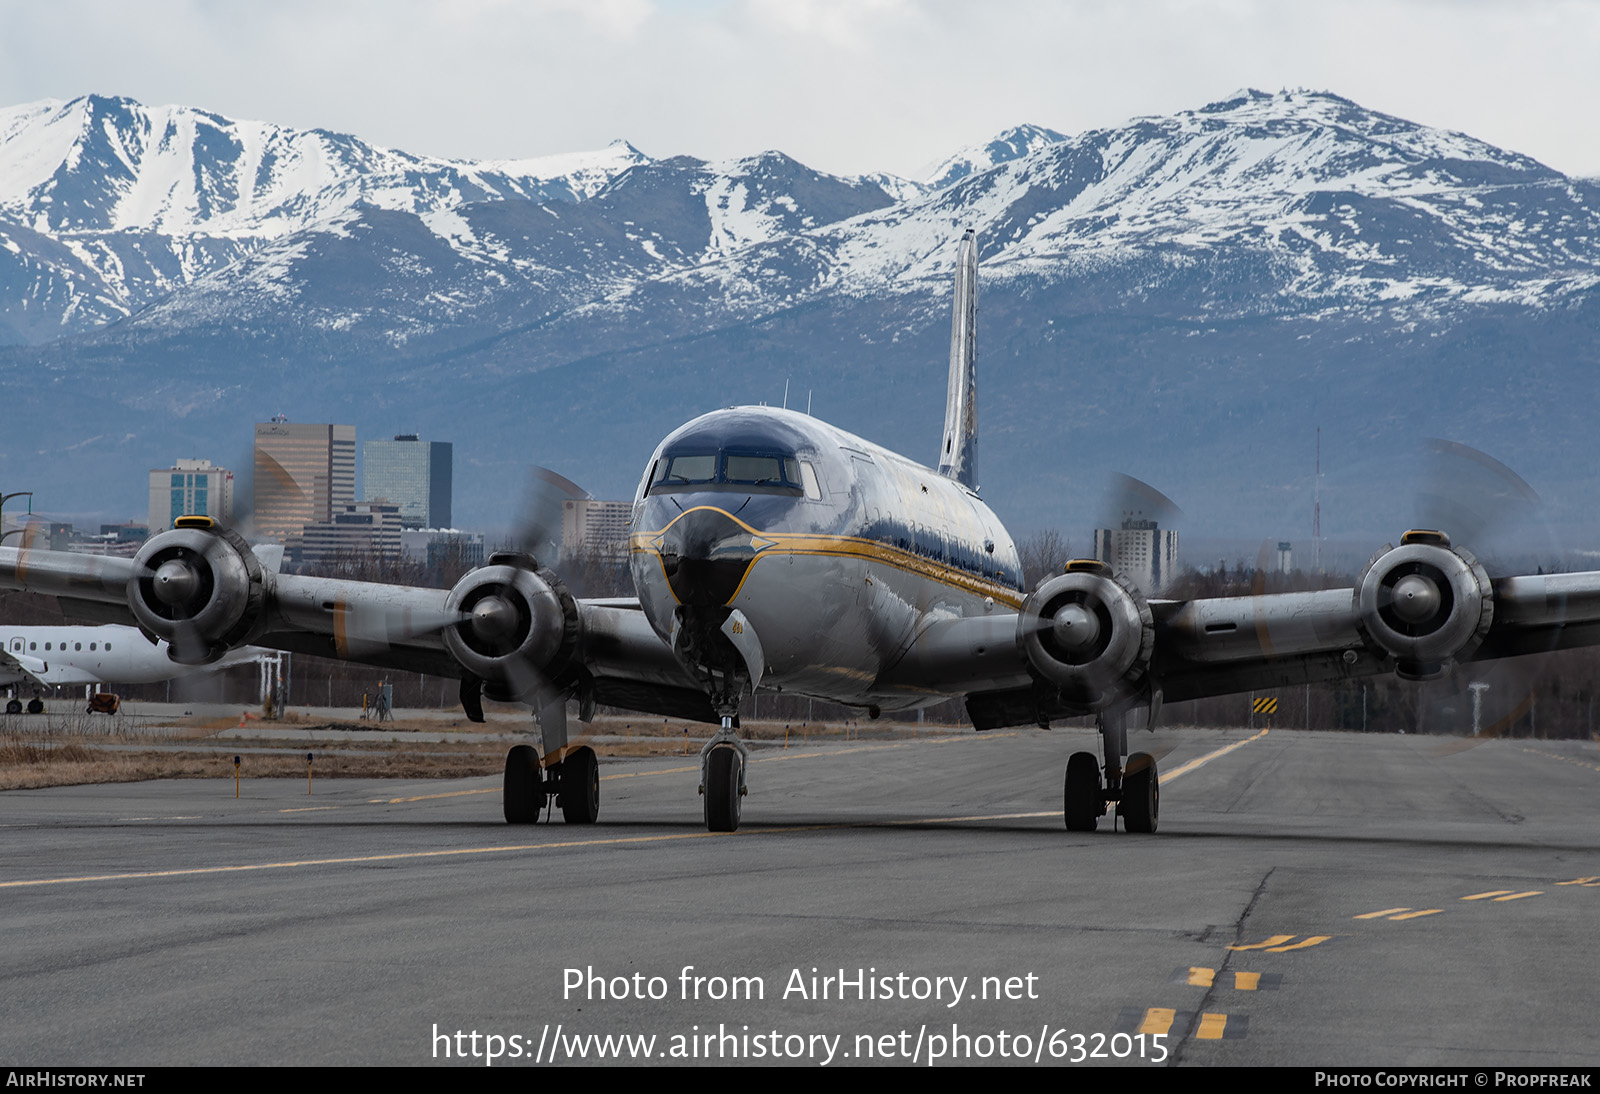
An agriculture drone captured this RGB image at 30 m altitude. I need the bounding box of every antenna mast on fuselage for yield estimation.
[938,229,979,490]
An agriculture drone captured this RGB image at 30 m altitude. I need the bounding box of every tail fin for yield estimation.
[938,229,979,490]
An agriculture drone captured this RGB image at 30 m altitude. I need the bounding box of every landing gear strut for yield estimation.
[1062,708,1159,833]
[700,715,748,832]
[502,698,600,825]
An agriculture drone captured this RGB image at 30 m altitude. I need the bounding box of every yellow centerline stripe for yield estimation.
[1160,729,1268,783]
[5,728,1265,889]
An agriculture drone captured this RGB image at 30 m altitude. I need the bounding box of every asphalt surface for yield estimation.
[2,727,1598,1068]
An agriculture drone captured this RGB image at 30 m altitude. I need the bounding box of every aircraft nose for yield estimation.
[655,508,773,607]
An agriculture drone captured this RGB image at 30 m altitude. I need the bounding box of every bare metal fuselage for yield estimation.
[628,407,1026,710]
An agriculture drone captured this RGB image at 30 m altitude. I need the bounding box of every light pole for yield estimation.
[0,491,34,545]
[1469,681,1491,737]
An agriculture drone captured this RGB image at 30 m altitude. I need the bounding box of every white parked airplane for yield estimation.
[4,231,1600,833]
[0,624,272,711]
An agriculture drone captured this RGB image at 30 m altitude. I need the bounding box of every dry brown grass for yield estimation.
[0,711,948,791]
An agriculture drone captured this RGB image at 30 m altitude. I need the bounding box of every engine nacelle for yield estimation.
[1017,560,1155,712]
[441,553,579,704]
[128,522,268,664]
[1354,531,1493,681]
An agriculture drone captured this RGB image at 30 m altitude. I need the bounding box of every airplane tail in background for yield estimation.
[938,229,979,490]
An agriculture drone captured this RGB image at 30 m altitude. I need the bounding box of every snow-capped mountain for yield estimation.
[0,94,649,341]
[3,89,1599,542]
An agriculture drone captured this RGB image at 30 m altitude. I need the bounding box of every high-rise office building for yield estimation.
[253,420,355,547]
[1093,514,1179,594]
[561,498,632,558]
[363,434,452,530]
[148,459,235,533]
[301,502,403,564]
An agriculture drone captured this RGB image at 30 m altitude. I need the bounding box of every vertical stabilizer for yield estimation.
[938,229,979,489]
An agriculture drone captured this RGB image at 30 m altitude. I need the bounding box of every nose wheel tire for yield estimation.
[1064,751,1102,831]
[704,745,743,832]
[1120,751,1159,833]
[503,744,544,824]
[559,745,600,825]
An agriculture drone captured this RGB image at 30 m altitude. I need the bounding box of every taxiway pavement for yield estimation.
[2,727,1597,1067]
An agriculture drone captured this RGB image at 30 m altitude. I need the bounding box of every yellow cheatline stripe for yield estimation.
[631,507,1025,608]
[1195,1013,1228,1040]
[1138,1009,1176,1036]
[1160,729,1268,783]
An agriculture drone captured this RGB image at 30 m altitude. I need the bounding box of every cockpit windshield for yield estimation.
[650,450,806,495]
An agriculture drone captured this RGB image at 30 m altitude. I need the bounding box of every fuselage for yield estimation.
[0,625,269,688]
[628,407,1023,709]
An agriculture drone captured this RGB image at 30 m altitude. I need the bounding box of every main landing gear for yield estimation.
[503,698,600,825]
[1063,709,1159,833]
[700,715,748,833]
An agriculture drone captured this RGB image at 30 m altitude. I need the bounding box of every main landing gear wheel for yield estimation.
[503,744,543,824]
[559,745,600,825]
[1064,751,1101,832]
[26,698,43,714]
[1120,751,1159,834]
[704,745,743,833]
[5,699,20,715]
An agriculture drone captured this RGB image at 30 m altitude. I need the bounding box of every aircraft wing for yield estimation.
[0,525,711,723]
[0,644,50,689]
[888,537,1600,730]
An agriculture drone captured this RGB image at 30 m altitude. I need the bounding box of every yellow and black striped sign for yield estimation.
[1252,697,1278,715]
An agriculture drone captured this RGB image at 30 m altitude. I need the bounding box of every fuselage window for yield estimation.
[44,642,51,651]
[75,642,82,651]
[90,643,97,651]
[29,642,37,651]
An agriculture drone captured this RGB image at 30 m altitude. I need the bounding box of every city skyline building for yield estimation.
[562,498,632,558]
[147,458,234,533]
[301,501,402,565]
[1093,513,1180,595]
[253,420,355,548]
[363,434,452,530]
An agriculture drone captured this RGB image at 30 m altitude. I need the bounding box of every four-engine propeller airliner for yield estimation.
[7,230,1600,833]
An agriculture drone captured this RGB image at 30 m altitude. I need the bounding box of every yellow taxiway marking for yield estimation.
[1195,1013,1230,1040]
[1462,889,1516,900]
[1265,935,1332,952]
[1492,891,1542,902]
[1233,972,1261,991]
[0,828,845,889]
[1388,909,1443,920]
[1556,877,1600,887]
[1228,935,1295,951]
[278,806,340,813]
[1138,1008,1176,1036]
[1462,889,1542,902]
[1185,968,1261,991]
[1160,729,1268,783]
[1353,907,1411,919]
[1186,967,1215,987]
[4,728,1273,890]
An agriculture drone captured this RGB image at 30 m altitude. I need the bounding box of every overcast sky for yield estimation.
[3,0,1597,179]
